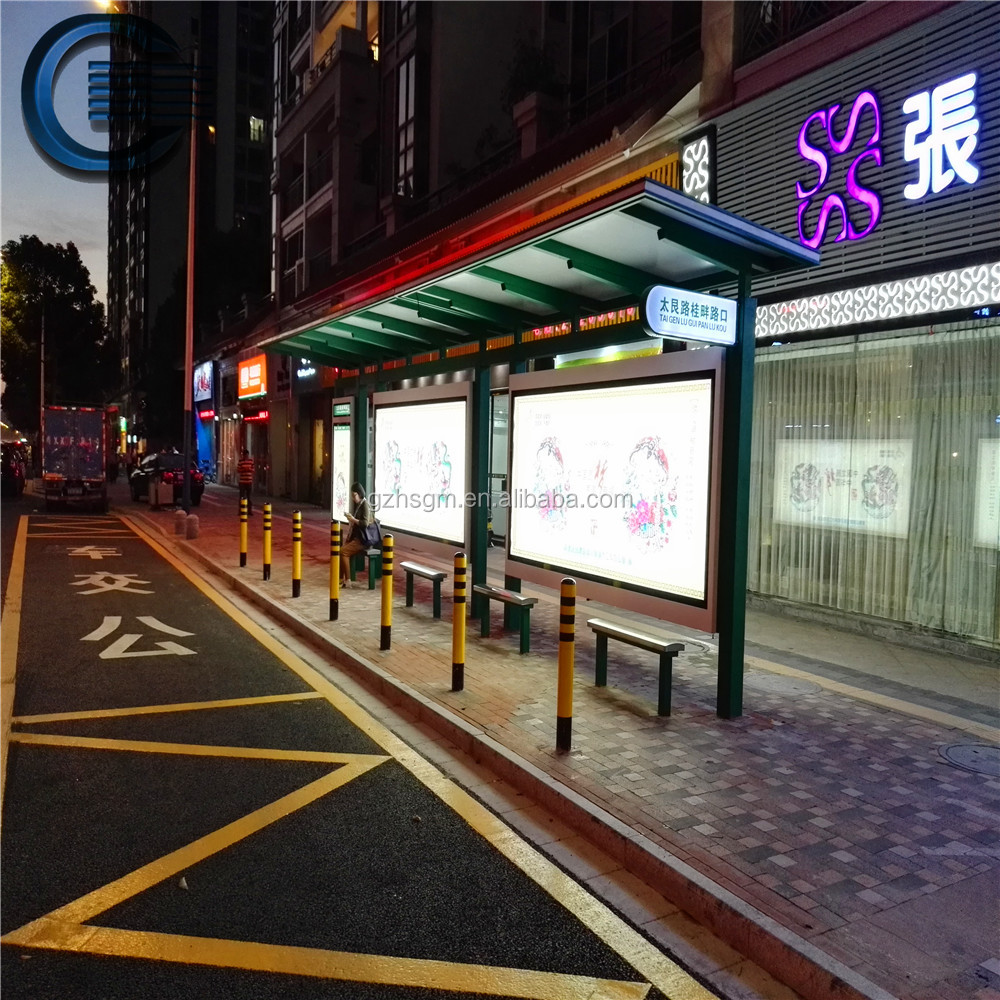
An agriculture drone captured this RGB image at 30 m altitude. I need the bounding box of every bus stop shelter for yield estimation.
[263,178,819,717]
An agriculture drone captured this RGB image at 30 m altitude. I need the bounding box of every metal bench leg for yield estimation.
[432,580,441,619]
[595,634,608,686]
[519,608,531,654]
[481,599,491,637]
[405,573,414,607]
[658,651,675,716]
[368,556,377,590]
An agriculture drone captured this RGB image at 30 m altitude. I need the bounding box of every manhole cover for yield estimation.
[939,744,1000,776]
[743,673,821,696]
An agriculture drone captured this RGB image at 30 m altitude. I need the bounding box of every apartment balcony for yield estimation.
[306,150,332,199]
[282,174,304,215]
[736,1,862,66]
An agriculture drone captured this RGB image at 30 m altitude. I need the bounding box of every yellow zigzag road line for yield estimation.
[9,731,388,766]
[115,515,719,999]
[1,762,383,929]
[13,691,323,725]
[1,923,650,999]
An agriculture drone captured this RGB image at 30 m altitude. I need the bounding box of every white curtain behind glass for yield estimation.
[749,320,1000,647]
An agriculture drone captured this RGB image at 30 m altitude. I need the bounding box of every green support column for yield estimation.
[502,361,525,629]
[470,365,490,618]
[716,274,756,719]
[354,384,369,491]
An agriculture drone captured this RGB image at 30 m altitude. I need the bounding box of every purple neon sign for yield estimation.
[796,90,883,249]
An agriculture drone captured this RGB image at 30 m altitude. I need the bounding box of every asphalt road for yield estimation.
[1,507,714,999]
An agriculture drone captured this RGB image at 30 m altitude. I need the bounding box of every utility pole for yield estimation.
[39,311,45,477]
[181,48,198,513]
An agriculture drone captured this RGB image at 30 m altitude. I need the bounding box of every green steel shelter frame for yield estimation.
[264,179,819,717]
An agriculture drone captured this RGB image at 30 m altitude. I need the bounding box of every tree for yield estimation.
[0,236,119,432]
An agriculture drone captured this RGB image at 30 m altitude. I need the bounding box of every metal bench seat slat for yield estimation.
[472,584,537,607]
[399,560,447,581]
[587,618,684,653]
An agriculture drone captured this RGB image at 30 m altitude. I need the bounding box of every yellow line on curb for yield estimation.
[1,923,651,999]
[13,691,323,725]
[0,515,28,819]
[121,515,720,1000]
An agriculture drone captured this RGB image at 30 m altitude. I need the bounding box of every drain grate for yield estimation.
[939,744,1000,777]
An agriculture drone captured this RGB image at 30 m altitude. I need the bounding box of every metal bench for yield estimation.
[349,548,382,589]
[587,618,685,716]
[399,560,448,618]
[472,584,539,654]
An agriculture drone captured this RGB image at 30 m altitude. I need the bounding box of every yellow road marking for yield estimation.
[122,516,720,1000]
[745,654,1000,743]
[6,761,382,928]
[1,516,29,817]
[2,923,650,999]
[26,533,134,538]
[13,691,324,725]
[8,731,389,766]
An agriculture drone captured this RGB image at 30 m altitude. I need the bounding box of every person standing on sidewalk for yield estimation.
[238,449,255,516]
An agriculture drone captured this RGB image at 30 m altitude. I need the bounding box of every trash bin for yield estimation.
[149,477,162,509]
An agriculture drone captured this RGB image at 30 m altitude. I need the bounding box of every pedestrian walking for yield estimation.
[238,448,255,515]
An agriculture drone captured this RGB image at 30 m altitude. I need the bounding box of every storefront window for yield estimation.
[749,321,1000,646]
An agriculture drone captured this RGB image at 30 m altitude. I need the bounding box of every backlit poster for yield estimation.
[373,399,467,545]
[331,423,352,522]
[509,379,713,600]
[975,439,1000,548]
[773,439,913,536]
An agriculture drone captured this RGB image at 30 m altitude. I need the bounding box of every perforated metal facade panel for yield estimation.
[713,4,1000,301]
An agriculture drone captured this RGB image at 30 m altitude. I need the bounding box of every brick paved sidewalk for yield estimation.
[131,486,1000,1000]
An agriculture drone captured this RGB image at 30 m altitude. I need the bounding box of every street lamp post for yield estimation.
[181,48,198,513]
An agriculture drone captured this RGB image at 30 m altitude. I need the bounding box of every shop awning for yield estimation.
[264,178,819,370]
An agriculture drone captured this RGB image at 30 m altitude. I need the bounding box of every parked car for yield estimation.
[1,442,27,497]
[129,452,204,506]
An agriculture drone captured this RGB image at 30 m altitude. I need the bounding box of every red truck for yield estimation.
[42,405,109,512]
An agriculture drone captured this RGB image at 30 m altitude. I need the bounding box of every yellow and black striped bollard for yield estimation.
[239,497,248,567]
[556,577,576,751]
[262,503,272,580]
[291,510,302,597]
[379,533,394,650]
[329,520,341,620]
[452,551,467,691]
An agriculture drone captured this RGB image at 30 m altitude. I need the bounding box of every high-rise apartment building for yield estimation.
[107,1,273,446]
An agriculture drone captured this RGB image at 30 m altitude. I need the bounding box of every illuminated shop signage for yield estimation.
[296,358,317,379]
[642,285,736,346]
[794,72,982,250]
[198,409,216,420]
[578,306,639,332]
[238,354,267,399]
[756,260,1000,338]
[244,409,269,422]
[193,361,213,402]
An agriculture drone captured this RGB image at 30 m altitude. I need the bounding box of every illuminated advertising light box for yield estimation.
[331,423,352,522]
[373,395,468,546]
[193,361,213,402]
[772,439,913,537]
[509,376,714,602]
[238,354,267,399]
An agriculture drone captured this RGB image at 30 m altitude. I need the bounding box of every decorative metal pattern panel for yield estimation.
[714,4,1000,300]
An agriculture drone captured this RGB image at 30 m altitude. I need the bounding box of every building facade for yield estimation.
[698,1,1000,650]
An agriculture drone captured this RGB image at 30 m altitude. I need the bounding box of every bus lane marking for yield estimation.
[2,514,719,1000]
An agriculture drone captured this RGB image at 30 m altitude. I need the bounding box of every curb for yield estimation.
[135,513,897,1000]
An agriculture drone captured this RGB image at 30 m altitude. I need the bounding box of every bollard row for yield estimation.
[235,506,576,751]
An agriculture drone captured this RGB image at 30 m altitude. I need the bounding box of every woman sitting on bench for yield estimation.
[340,483,374,588]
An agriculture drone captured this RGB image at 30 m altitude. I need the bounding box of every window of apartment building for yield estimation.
[282,230,303,271]
[249,116,266,142]
[399,0,416,31]
[396,54,416,197]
